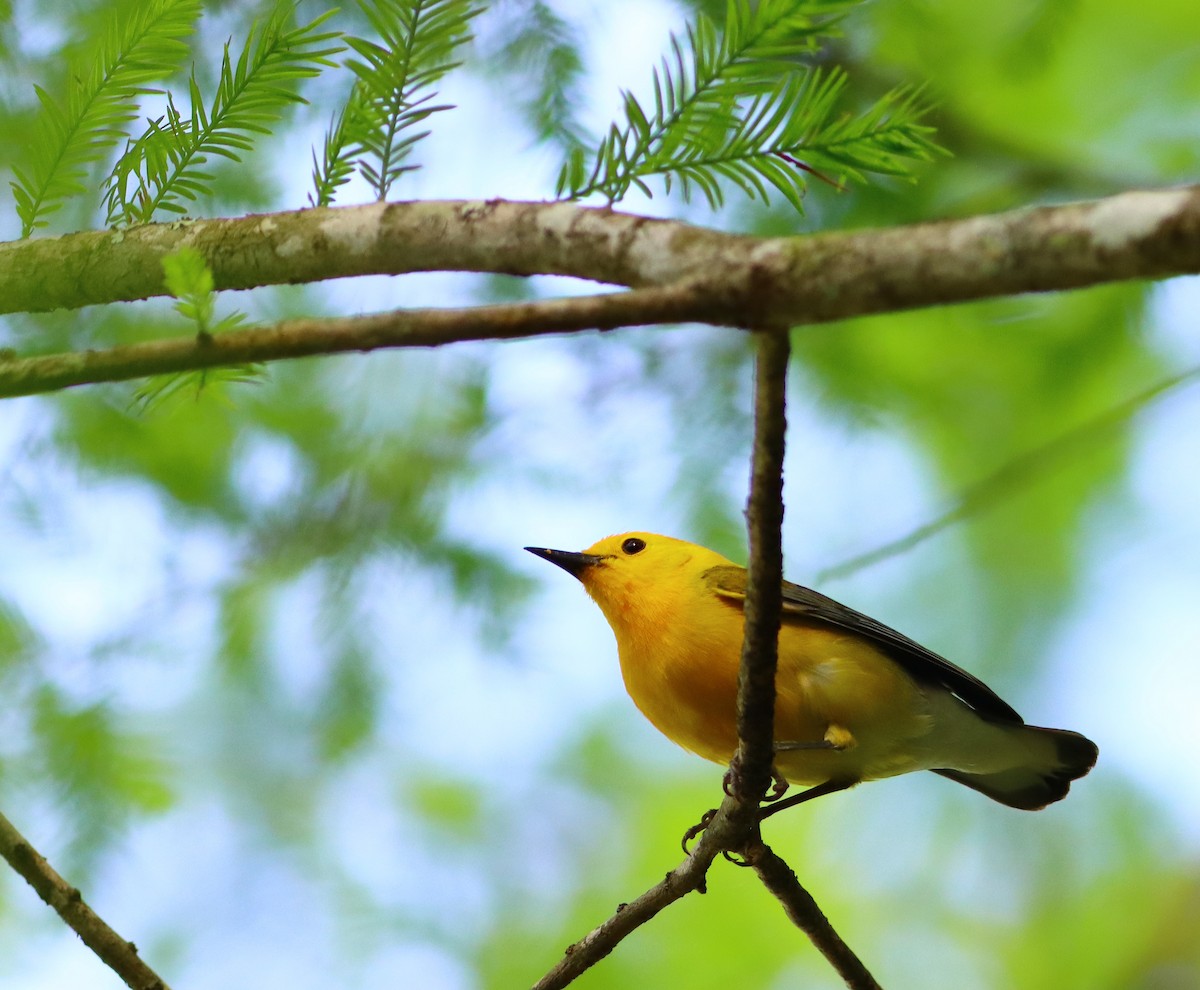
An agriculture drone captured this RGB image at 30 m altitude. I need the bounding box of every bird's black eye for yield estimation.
[621,537,646,555]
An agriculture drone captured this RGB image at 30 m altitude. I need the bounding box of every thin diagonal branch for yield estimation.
[815,362,1200,583]
[747,839,882,990]
[531,790,748,990]
[0,809,170,990]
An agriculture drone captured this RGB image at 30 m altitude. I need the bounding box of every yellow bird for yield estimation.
[527,532,1097,810]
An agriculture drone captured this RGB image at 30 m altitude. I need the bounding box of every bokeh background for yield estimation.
[1,0,1199,987]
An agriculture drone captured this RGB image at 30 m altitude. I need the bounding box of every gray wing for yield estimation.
[705,566,1023,724]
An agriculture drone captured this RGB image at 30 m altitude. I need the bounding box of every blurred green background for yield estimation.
[1,1,1198,988]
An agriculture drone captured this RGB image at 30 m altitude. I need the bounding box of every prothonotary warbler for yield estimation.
[527,532,1097,811]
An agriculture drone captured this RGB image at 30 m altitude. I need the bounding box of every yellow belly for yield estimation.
[617,616,934,785]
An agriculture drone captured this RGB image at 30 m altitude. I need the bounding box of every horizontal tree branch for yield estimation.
[0,283,716,398]
[0,199,745,315]
[1,185,1197,398]
[0,809,170,990]
[1,186,1197,319]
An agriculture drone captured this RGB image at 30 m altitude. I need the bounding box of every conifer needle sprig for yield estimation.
[132,246,261,412]
[558,0,942,211]
[104,4,342,226]
[312,0,483,206]
[11,0,201,237]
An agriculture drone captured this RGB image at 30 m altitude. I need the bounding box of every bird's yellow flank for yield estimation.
[527,532,1097,810]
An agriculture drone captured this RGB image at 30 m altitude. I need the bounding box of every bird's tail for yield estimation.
[933,725,1098,810]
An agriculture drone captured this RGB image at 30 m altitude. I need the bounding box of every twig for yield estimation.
[748,840,883,989]
[775,151,844,191]
[0,809,171,990]
[531,791,747,990]
[815,362,1200,583]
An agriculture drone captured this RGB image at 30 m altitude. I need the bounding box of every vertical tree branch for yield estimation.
[735,329,883,990]
[533,325,880,990]
[0,809,171,990]
[734,328,791,800]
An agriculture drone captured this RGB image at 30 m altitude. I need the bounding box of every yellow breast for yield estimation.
[605,584,933,784]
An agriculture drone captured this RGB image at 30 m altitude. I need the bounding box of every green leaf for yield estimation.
[104,4,342,225]
[11,0,201,237]
[131,361,265,415]
[161,244,215,329]
[32,686,175,871]
[311,103,360,207]
[560,0,942,210]
[314,0,483,205]
[131,245,263,412]
[487,0,587,152]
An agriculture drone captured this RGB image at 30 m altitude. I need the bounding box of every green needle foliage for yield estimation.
[490,0,587,153]
[558,0,942,210]
[133,246,261,412]
[311,103,359,208]
[312,0,483,206]
[10,0,202,237]
[104,4,342,226]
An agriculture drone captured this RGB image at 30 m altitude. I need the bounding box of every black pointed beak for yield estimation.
[525,546,606,579]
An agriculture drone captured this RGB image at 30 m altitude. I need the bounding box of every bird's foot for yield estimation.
[721,753,788,802]
[763,766,789,802]
[681,808,717,854]
[721,848,752,868]
[722,756,741,799]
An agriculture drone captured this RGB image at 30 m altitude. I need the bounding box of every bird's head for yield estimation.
[526,532,735,631]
